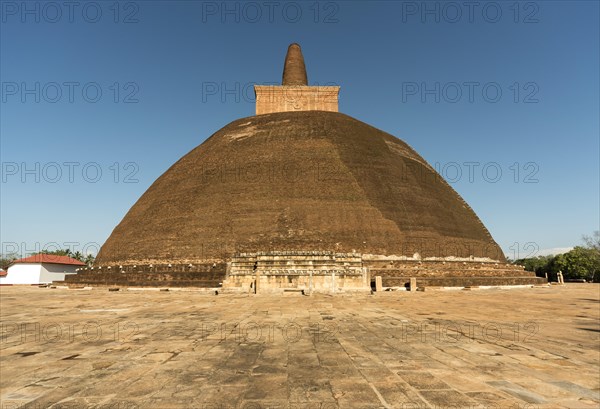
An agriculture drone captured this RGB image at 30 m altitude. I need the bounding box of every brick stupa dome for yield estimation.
[73,44,544,292]
[96,110,504,265]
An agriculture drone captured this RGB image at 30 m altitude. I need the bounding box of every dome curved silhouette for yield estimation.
[96,110,504,265]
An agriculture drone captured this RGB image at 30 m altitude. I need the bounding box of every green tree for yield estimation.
[32,248,94,265]
[514,255,553,276]
[0,253,18,270]
[555,246,600,281]
[83,254,95,266]
[581,231,600,282]
[513,231,600,282]
[35,248,71,256]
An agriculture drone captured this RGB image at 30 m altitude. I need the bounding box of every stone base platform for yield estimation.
[57,254,546,293]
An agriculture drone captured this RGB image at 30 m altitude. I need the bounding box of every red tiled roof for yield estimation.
[0,270,7,276]
[10,254,86,266]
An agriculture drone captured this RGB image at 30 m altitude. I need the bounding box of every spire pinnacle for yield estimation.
[282,43,308,86]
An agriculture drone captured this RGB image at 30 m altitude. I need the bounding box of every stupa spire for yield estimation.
[282,43,308,86]
[254,43,339,115]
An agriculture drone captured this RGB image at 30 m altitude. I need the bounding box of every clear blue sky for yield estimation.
[1,0,598,260]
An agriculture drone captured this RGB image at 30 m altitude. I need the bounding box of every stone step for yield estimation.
[78,263,227,274]
[58,279,223,288]
[366,261,524,270]
[65,271,226,282]
[369,269,536,278]
[381,276,547,288]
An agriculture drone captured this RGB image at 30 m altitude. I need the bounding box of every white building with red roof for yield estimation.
[0,254,85,285]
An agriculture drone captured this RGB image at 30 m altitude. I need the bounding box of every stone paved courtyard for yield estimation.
[1,284,599,409]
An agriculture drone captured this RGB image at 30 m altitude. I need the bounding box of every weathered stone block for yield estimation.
[375,276,383,292]
[255,85,340,115]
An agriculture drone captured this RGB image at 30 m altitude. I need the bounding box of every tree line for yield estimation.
[512,232,600,282]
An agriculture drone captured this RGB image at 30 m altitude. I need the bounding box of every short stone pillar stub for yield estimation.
[375,276,382,292]
[409,277,417,292]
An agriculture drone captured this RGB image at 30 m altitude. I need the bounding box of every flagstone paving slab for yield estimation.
[1,284,598,408]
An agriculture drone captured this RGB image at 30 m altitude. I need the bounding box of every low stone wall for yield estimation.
[224,274,368,294]
[61,263,227,288]
[364,259,544,289]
